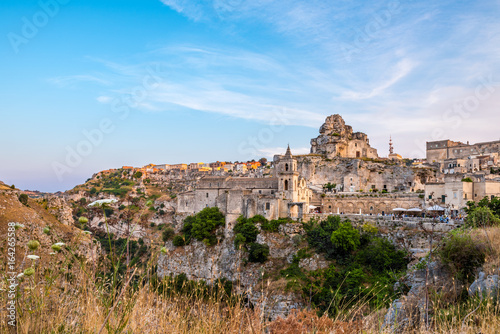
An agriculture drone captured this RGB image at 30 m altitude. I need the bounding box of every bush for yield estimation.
[181,207,225,246]
[233,216,259,246]
[234,233,246,249]
[438,231,487,282]
[162,228,175,242]
[133,171,143,179]
[104,208,114,217]
[18,194,29,206]
[466,206,500,227]
[89,187,97,195]
[261,217,290,232]
[172,235,185,247]
[356,237,408,273]
[248,243,270,263]
[330,221,360,255]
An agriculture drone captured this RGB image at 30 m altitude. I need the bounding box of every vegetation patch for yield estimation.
[179,207,225,246]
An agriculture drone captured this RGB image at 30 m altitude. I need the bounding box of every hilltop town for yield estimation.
[58,114,499,226]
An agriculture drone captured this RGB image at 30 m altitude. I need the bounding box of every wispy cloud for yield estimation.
[48,74,111,88]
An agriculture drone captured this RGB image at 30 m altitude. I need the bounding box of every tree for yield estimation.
[330,221,360,254]
[18,193,29,206]
[467,206,499,227]
[133,171,143,179]
[259,157,268,166]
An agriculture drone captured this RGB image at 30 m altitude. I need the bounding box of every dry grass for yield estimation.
[471,226,500,276]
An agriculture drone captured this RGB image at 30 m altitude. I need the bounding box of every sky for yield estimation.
[1,0,499,192]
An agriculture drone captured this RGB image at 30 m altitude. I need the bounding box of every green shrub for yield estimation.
[172,235,185,247]
[181,207,225,246]
[466,206,500,227]
[89,187,97,195]
[18,194,29,206]
[234,233,246,249]
[248,243,269,263]
[461,177,473,182]
[438,231,487,283]
[356,237,408,273]
[261,217,290,232]
[162,228,175,242]
[133,171,143,179]
[104,208,114,217]
[330,221,360,255]
[233,216,259,246]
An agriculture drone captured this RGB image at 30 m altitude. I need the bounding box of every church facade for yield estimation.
[176,146,311,227]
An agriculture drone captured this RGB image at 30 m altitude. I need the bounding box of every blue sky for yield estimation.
[1,0,499,192]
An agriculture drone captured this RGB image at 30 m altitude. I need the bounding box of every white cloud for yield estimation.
[47,74,111,88]
[96,96,112,103]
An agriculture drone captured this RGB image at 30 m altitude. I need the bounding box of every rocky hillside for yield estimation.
[0,186,97,270]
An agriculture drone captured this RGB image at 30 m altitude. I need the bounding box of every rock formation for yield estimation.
[310,114,378,159]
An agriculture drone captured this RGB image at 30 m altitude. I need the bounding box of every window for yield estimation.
[408,182,412,186]
[285,163,289,171]
[259,190,262,194]
[383,185,387,189]
[441,195,446,203]
[266,203,270,210]
[371,185,376,189]
[206,193,209,198]
[356,151,360,158]
[284,180,289,191]
[429,195,432,200]
[453,192,457,198]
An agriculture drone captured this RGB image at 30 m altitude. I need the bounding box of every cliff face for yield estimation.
[157,223,314,319]
[296,156,434,193]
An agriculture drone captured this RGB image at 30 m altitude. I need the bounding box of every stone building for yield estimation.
[177,146,311,226]
[426,139,500,164]
[310,114,378,159]
[425,175,500,215]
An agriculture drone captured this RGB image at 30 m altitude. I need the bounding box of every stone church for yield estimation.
[176,146,312,226]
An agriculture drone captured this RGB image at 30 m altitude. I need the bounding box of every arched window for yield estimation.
[284,180,289,191]
[285,163,289,171]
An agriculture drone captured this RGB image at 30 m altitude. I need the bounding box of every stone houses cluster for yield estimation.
[108,114,500,225]
[424,138,500,215]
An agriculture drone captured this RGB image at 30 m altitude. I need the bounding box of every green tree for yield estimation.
[466,206,499,227]
[18,193,29,206]
[233,216,259,246]
[133,171,143,179]
[181,207,225,246]
[330,221,360,254]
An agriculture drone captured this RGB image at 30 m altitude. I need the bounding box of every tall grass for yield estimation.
[4,223,500,333]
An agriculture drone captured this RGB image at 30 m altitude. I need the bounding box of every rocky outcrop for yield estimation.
[383,261,456,332]
[47,196,74,225]
[310,115,378,159]
[468,271,500,299]
[157,225,317,319]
